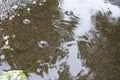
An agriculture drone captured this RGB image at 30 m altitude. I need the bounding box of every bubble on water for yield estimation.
[0,55,5,60]
[38,41,48,48]
[23,19,30,24]
[65,11,73,16]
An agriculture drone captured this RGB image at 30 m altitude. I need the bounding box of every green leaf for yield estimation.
[0,70,27,80]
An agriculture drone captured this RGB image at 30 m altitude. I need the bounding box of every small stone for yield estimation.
[38,41,48,48]
[23,19,30,24]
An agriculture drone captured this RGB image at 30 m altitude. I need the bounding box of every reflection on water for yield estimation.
[78,14,120,80]
[0,0,120,80]
[0,61,11,74]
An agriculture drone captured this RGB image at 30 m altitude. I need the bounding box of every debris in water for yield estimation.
[23,19,30,24]
[38,41,48,48]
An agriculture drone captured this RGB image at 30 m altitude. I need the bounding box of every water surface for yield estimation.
[0,0,120,80]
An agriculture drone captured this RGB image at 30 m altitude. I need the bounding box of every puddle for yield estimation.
[0,0,120,80]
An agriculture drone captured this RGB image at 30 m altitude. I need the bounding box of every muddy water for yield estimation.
[0,0,120,80]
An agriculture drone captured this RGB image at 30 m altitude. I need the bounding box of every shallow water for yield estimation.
[0,0,120,80]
